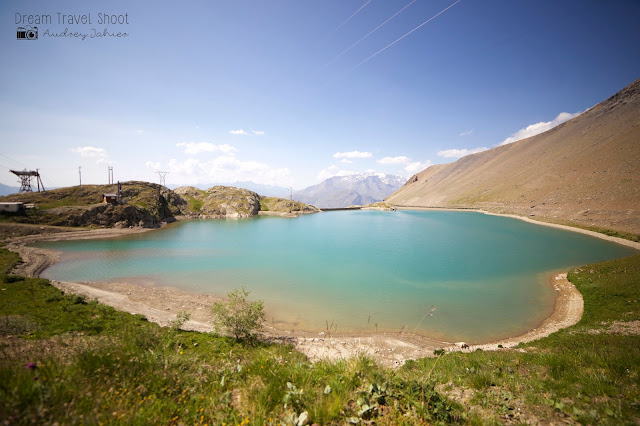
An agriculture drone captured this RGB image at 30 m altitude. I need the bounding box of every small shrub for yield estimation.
[169,311,190,331]
[211,287,265,341]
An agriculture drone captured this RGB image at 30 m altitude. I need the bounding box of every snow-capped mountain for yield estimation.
[293,173,406,208]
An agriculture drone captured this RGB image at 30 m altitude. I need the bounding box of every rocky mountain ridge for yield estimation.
[294,173,405,208]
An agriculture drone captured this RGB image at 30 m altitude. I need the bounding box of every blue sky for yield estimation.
[1,0,639,190]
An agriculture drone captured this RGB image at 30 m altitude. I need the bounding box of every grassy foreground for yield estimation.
[1,249,639,424]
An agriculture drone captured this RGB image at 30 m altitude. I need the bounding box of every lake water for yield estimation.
[38,210,637,343]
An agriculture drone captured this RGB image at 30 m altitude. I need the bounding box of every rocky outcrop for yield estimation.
[259,196,320,214]
[175,185,320,218]
[32,203,170,228]
[175,186,261,218]
[0,181,185,229]
[201,186,261,218]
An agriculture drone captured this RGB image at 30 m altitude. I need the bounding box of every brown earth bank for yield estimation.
[386,78,640,237]
[3,222,589,367]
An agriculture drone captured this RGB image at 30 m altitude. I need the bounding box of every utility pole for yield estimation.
[108,166,114,184]
[78,166,82,186]
[288,187,293,201]
[156,171,168,187]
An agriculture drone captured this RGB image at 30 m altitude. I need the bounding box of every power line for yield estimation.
[40,175,60,190]
[0,153,28,169]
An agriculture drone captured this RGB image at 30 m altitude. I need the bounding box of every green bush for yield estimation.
[211,287,265,341]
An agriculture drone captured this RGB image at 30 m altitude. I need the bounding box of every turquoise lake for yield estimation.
[38,210,637,343]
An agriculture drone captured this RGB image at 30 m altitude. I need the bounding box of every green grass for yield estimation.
[1,247,639,424]
[259,197,273,211]
[185,195,204,212]
[0,248,462,424]
[568,256,640,326]
[399,254,640,424]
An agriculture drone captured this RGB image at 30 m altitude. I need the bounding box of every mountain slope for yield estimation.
[0,181,186,228]
[294,173,405,208]
[386,79,640,235]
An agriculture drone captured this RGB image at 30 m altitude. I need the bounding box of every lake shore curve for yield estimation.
[4,218,591,367]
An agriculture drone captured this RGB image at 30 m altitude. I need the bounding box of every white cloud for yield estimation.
[316,165,358,181]
[377,156,410,164]
[333,150,373,159]
[374,155,432,176]
[229,129,264,136]
[166,156,290,186]
[339,158,353,164]
[459,129,473,136]
[177,142,237,155]
[404,160,432,174]
[145,161,161,171]
[70,146,110,165]
[70,146,106,158]
[500,111,582,145]
[437,147,488,159]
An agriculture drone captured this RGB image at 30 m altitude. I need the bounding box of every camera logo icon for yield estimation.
[17,26,38,40]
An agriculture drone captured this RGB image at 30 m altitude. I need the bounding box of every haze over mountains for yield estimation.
[386,79,640,236]
[294,172,405,208]
[0,183,19,196]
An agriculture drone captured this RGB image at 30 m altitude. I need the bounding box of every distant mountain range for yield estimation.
[0,183,20,196]
[386,78,640,235]
[294,172,406,208]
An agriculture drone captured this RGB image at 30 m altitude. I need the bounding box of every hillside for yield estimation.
[173,185,319,218]
[294,173,405,208]
[0,183,319,227]
[386,79,640,236]
[0,181,185,228]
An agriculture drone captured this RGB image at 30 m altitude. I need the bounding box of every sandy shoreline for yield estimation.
[4,219,588,367]
[396,206,640,250]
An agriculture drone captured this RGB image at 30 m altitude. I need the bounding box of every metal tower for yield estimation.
[10,169,45,192]
[156,171,169,187]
